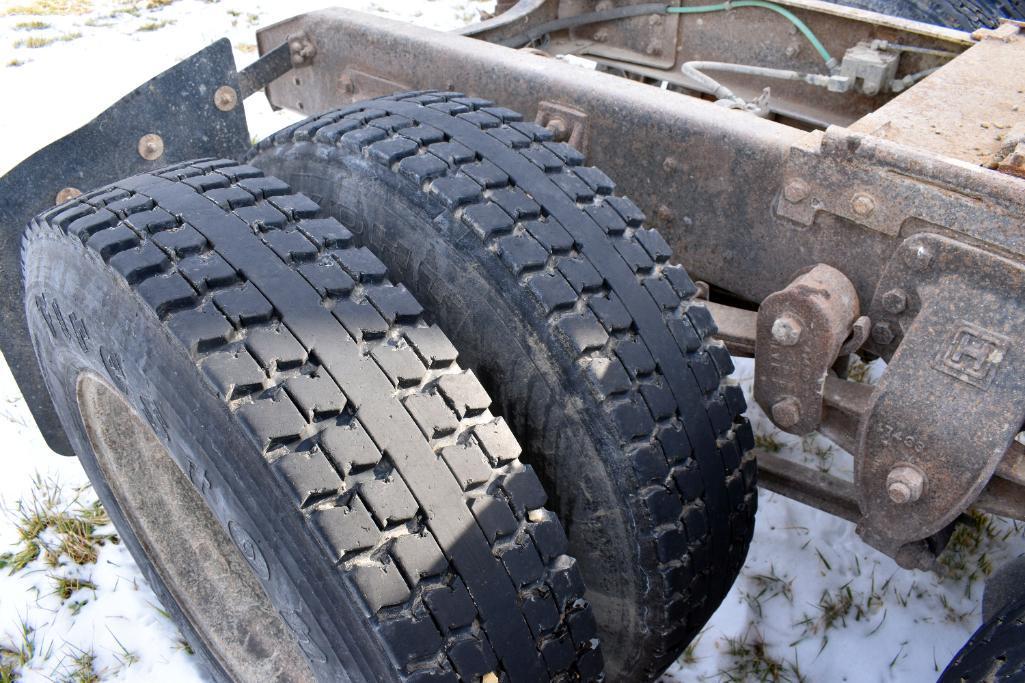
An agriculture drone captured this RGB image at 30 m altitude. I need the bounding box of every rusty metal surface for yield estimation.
[755,449,861,522]
[848,22,1025,166]
[755,264,861,435]
[706,301,757,356]
[855,233,1025,551]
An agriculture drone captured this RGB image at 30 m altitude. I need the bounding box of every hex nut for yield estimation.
[771,397,801,429]
[882,288,908,314]
[871,321,895,345]
[55,187,82,205]
[137,133,164,161]
[783,178,810,203]
[771,313,803,346]
[851,192,876,217]
[214,85,238,112]
[886,465,925,504]
[545,117,569,141]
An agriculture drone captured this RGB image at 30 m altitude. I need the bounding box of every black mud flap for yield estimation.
[0,38,251,455]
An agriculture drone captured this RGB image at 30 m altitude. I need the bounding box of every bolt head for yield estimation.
[55,187,81,205]
[871,321,895,346]
[137,133,164,161]
[771,397,801,429]
[886,465,925,504]
[783,178,810,203]
[904,243,934,272]
[545,117,569,141]
[851,192,876,217]
[771,314,803,346]
[214,85,238,112]
[882,288,908,314]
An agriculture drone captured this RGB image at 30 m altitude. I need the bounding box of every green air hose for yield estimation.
[668,1,834,66]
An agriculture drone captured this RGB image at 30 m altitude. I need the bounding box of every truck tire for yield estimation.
[22,161,601,683]
[830,0,1025,30]
[249,91,757,680]
[939,594,1025,682]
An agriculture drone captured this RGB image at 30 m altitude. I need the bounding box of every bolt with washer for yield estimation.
[771,313,803,346]
[771,397,801,428]
[214,85,238,112]
[851,192,876,217]
[137,133,164,161]
[783,178,810,203]
[886,465,925,504]
[882,289,908,314]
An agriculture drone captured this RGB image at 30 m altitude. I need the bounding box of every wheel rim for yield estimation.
[77,372,314,683]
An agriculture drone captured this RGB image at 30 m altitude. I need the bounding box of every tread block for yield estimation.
[663,264,699,300]
[124,207,177,234]
[397,124,445,145]
[448,637,498,680]
[588,293,632,332]
[178,252,238,291]
[501,468,547,514]
[462,160,509,189]
[427,140,475,167]
[237,176,291,199]
[643,487,684,525]
[214,283,275,327]
[312,497,380,562]
[245,323,308,371]
[499,541,544,587]
[636,229,672,263]
[264,229,319,263]
[613,236,655,273]
[404,326,458,369]
[429,175,483,209]
[109,242,168,283]
[398,153,450,185]
[200,349,265,400]
[544,141,585,166]
[312,119,362,144]
[632,444,670,486]
[688,352,721,395]
[556,256,603,293]
[523,593,561,639]
[470,495,518,543]
[551,171,595,202]
[273,449,343,506]
[490,187,541,220]
[655,528,687,563]
[457,109,501,129]
[368,114,414,132]
[568,609,599,649]
[425,578,477,633]
[509,121,554,142]
[527,272,577,314]
[584,202,627,237]
[333,247,388,283]
[481,106,522,123]
[378,614,442,665]
[152,225,207,257]
[136,272,196,317]
[212,164,264,182]
[521,146,564,173]
[298,218,352,249]
[370,342,427,388]
[672,464,703,500]
[366,284,423,324]
[333,300,389,341]
[285,374,347,421]
[496,234,548,275]
[604,195,645,227]
[183,172,229,193]
[528,514,569,561]
[609,399,656,440]
[556,311,609,354]
[86,225,139,261]
[351,563,411,613]
[205,186,256,210]
[361,477,419,526]
[167,303,233,354]
[668,314,701,353]
[436,372,490,418]
[658,424,693,466]
[67,208,116,241]
[461,203,514,240]
[487,125,532,149]
[540,632,576,674]
[233,202,287,231]
[298,259,356,298]
[642,273,681,312]
[268,193,320,221]
[524,218,574,253]
[548,556,585,608]
[573,166,615,194]
[391,532,447,582]
[473,420,521,465]
[615,337,657,377]
[585,357,631,400]
[440,442,493,490]
[238,396,307,450]
[368,137,420,166]
[404,392,459,439]
[321,421,381,475]
[640,381,677,421]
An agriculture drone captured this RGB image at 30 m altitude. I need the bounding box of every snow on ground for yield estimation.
[1,1,1023,681]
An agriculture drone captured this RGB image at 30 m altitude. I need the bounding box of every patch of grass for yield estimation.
[146,0,175,7]
[0,619,36,682]
[5,0,91,16]
[6,59,27,67]
[741,566,795,618]
[13,20,49,29]
[66,648,99,683]
[12,31,80,48]
[53,576,96,602]
[717,627,805,682]
[754,432,783,453]
[939,509,1001,597]
[236,42,257,53]
[800,435,834,473]
[136,18,173,31]
[173,637,194,656]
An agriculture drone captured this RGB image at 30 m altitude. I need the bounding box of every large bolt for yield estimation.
[771,397,801,428]
[771,313,803,346]
[886,465,925,504]
[904,243,934,272]
[214,85,238,112]
[871,321,895,345]
[783,178,810,203]
[851,192,876,217]
[545,117,569,142]
[55,187,81,205]
[137,133,164,161]
[882,288,908,314]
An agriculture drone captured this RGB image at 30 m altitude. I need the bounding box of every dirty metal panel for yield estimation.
[0,39,249,455]
[848,22,1025,167]
[563,0,681,70]
[855,233,1025,550]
